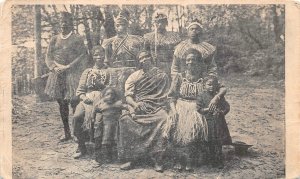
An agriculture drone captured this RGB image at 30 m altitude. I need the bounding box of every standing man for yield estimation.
[144,12,181,74]
[171,19,217,77]
[45,12,88,142]
[102,10,144,68]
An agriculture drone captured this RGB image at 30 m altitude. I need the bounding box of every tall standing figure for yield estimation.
[171,19,217,77]
[102,10,144,68]
[144,12,182,74]
[45,12,88,142]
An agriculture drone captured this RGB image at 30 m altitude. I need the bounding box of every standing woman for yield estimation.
[45,12,88,142]
[167,49,226,171]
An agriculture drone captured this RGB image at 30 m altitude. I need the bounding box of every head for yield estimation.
[137,50,154,72]
[154,13,168,31]
[115,10,129,35]
[204,75,219,93]
[102,87,120,104]
[184,48,202,73]
[60,12,73,34]
[92,46,105,67]
[187,19,203,40]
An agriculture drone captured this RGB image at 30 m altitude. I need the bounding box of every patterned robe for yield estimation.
[118,67,170,161]
[45,33,87,100]
[171,40,217,76]
[144,31,181,74]
[102,34,144,68]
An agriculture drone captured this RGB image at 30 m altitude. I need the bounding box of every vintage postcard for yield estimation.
[0,0,299,178]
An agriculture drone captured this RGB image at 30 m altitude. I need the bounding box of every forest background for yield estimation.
[11,4,284,95]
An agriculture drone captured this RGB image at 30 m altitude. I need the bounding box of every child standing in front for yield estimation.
[196,75,232,169]
[91,87,125,164]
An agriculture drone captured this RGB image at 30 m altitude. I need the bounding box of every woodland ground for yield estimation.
[12,74,285,179]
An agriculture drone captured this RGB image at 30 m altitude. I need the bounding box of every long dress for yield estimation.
[196,91,232,145]
[44,33,88,100]
[144,31,181,74]
[118,67,170,161]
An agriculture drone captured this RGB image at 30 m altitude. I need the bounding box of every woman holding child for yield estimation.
[167,47,228,171]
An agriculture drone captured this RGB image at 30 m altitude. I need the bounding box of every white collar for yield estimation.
[60,31,73,40]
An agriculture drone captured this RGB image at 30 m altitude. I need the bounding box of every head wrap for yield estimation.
[154,12,168,23]
[186,19,203,30]
[115,9,130,25]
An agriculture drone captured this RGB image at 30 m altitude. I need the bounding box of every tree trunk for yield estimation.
[272,5,281,43]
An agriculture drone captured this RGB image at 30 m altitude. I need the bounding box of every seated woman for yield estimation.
[118,50,170,172]
[166,48,226,171]
[72,46,110,159]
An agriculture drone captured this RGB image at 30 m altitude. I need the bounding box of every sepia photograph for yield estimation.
[4,2,289,178]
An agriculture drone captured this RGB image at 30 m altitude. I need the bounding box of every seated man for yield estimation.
[118,50,170,172]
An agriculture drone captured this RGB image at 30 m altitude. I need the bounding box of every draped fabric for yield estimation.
[44,34,87,100]
[118,67,170,161]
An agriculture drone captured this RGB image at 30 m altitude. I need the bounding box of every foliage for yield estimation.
[11,4,285,94]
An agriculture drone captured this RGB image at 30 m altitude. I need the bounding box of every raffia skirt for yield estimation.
[171,99,208,145]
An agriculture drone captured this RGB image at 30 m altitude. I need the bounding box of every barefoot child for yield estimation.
[196,75,232,168]
[91,87,125,164]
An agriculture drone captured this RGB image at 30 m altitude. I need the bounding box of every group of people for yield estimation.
[44,10,232,173]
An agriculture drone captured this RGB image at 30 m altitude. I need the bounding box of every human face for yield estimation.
[60,19,73,34]
[188,24,201,39]
[139,53,153,71]
[186,53,198,71]
[104,89,114,103]
[115,23,128,34]
[205,79,216,93]
[155,19,168,31]
[93,49,105,67]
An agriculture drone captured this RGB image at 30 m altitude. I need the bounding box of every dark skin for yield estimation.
[125,52,154,117]
[169,53,226,120]
[53,18,82,75]
[115,23,128,37]
[155,19,168,34]
[79,50,105,105]
[187,24,202,44]
[198,78,230,116]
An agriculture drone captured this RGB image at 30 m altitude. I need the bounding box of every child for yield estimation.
[91,87,125,164]
[196,75,231,169]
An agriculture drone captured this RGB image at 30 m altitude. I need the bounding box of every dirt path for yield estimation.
[12,75,285,179]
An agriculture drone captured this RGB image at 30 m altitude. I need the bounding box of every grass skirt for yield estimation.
[172,99,208,144]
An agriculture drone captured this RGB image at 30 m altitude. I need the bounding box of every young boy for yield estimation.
[196,75,232,169]
[92,87,125,164]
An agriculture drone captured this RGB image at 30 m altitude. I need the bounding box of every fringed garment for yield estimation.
[144,31,182,74]
[171,40,217,76]
[167,74,209,145]
[44,34,88,100]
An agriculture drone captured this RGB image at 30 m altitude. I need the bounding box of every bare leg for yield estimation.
[57,99,71,141]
